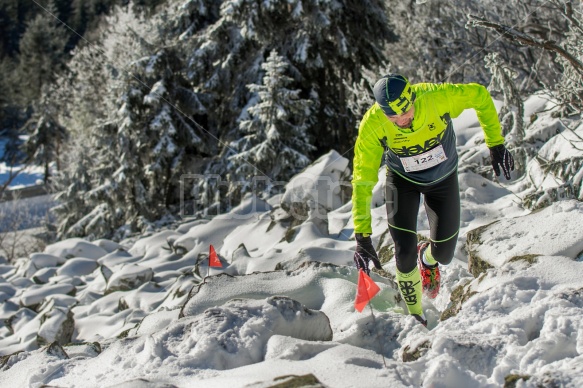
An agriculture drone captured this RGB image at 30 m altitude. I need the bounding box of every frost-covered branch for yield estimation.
[468,14,583,77]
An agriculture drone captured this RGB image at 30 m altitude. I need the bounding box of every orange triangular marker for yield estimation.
[354,269,380,312]
[209,245,222,267]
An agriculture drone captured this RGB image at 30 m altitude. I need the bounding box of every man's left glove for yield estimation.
[354,233,382,275]
[489,144,515,180]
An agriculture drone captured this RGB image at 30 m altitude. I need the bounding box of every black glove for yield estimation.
[489,144,515,180]
[354,233,382,274]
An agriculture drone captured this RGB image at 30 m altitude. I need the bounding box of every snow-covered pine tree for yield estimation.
[228,50,314,191]
[141,48,207,209]
[175,0,396,214]
[22,86,68,183]
[165,0,221,40]
[226,0,396,155]
[16,1,68,105]
[81,46,207,239]
[52,6,208,239]
[182,0,396,156]
[50,138,96,239]
[53,36,111,136]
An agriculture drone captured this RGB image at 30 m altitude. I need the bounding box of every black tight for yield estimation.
[385,170,460,274]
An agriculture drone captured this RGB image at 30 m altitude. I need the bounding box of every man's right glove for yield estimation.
[354,233,382,275]
[489,144,515,180]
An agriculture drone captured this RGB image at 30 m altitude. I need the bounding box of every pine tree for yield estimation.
[22,86,68,183]
[16,1,68,104]
[229,50,314,186]
[177,0,396,213]
[50,138,95,239]
[219,0,396,155]
[52,6,210,239]
[166,0,220,40]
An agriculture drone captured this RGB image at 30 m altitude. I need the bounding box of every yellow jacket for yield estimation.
[352,82,504,234]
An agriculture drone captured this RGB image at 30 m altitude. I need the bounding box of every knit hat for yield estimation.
[373,74,416,116]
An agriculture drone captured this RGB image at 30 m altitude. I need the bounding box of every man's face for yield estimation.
[386,105,415,129]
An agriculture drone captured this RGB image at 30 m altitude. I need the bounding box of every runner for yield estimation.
[352,74,514,326]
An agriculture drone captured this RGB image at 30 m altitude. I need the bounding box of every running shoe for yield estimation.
[417,242,440,299]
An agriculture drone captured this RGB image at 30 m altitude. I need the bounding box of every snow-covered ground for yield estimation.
[1,95,583,387]
[0,136,45,190]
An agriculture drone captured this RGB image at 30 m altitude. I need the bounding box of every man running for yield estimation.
[352,74,514,326]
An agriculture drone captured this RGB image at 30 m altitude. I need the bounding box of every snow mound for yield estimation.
[106,264,154,294]
[44,238,108,260]
[468,199,583,269]
[420,256,583,387]
[280,150,351,213]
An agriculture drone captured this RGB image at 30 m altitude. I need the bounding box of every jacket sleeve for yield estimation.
[351,115,384,234]
[444,83,505,147]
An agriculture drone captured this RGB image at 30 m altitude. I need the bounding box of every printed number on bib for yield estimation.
[400,144,447,172]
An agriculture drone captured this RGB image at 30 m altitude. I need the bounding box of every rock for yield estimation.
[4,308,36,335]
[402,340,431,362]
[267,296,333,341]
[267,374,325,387]
[56,258,99,277]
[10,277,35,288]
[280,150,351,214]
[20,284,75,308]
[32,267,57,284]
[0,299,19,320]
[101,264,114,284]
[504,374,531,387]
[63,342,102,358]
[440,280,476,321]
[466,222,496,278]
[37,307,75,346]
[466,200,583,277]
[178,296,333,370]
[104,378,178,388]
[45,238,108,260]
[105,264,154,294]
[93,239,123,253]
[0,350,24,371]
[29,252,64,268]
[45,341,69,359]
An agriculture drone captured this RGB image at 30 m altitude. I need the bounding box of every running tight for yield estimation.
[385,170,460,274]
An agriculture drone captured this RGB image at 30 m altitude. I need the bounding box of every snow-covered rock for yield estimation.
[20,284,76,308]
[44,238,108,260]
[29,253,65,268]
[31,268,57,284]
[37,304,75,346]
[105,264,154,294]
[280,150,351,214]
[56,258,99,278]
[467,199,583,276]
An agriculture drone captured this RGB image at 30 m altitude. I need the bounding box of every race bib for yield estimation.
[400,144,447,172]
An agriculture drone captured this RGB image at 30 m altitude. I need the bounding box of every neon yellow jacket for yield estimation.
[352,82,505,234]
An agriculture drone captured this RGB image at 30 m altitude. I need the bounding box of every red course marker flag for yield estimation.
[354,269,380,312]
[209,245,222,267]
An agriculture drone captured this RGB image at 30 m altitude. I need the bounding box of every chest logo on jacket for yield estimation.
[391,130,446,156]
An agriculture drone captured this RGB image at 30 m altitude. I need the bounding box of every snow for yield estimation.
[1,100,583,387]
[280,149,350,212]
[0,135,45,189]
